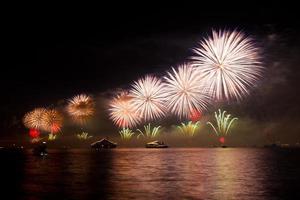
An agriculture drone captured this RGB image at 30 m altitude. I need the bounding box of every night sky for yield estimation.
[2,4,300,143]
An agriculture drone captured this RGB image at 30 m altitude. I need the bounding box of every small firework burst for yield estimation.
[109,91,140,128]
[67,94,95,124]
[137,123,162,139]
[29,129,41,138]
[48,133,57,141]
[77,132,93,140]
[119,128,135,140]
[189,109,202,122]
[207,109,238,137]
[177,121,201,137]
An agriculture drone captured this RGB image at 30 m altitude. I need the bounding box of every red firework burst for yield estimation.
[29,129,40,138]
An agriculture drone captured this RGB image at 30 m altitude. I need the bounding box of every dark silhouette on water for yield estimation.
[91,138,117,150]
[32,141,48,156]
[146,141,168,148]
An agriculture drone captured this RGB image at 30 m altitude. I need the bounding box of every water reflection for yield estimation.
[1,148,299,199]
[208,149,268,199]
[110,149,185,199]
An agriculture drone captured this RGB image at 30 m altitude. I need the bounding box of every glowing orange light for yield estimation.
[51,123,61,133]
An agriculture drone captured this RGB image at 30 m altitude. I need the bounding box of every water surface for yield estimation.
[1,148,300,199]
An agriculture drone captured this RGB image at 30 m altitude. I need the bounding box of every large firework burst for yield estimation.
[67,94,95,124]
[23,108,48,130]
[109,92,140,128]
[192,30,263,101]
[130,75,167,121]
[42,109,63,133]
[164,64,210,118]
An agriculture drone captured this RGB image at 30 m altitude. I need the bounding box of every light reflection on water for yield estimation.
[1,148,300,200]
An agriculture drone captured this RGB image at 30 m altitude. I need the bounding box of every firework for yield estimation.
[23,108,48,130]
[109,92,140,128]
[192,30,263,101]
[42,109,63,133]
[219,137,225,144]
[130,75,167,121]
[177,121,201,137]
[119,128,135,140]
[48,133,57,141]
[164,64,210,118]
[77,132,93,140]
[207,109,238,136]
[137,123,162,139]
[189,109,202,122]
[67,94,95,124]
[29,129,40,138]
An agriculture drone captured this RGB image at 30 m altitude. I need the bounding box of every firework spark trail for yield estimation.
[192,30,263,101]
[130,75,167,121]
[207,109,238,136]
[77,132,93,140]
[67,94,95,124]
[119,128,135,140]
[109,92,141,128]
[164,64,210,118]
[137,123,162,139]
[177,121,201,137]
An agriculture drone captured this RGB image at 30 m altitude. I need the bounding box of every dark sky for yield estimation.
[2,3,300,139]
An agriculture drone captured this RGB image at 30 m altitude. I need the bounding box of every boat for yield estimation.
[146,141,168,148]
[91,138,117,150]
[32,141,48,156]
[263,143,279,148]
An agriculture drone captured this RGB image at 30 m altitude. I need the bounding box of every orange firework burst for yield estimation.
[23,108,48,131]
[66,94,95,124]
[109,91,140,128]
[42,109,63,133]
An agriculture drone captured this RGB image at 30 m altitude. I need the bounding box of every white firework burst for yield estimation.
[164,64,210,118]
[109,92,140,128]
[130,75,167,121]
[192,29,263,101]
